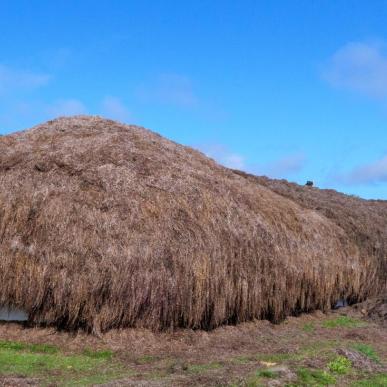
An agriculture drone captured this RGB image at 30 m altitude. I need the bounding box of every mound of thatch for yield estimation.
[353,295,387,326]
[0,116,386,333]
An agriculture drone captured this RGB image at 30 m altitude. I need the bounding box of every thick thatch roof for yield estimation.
[0,116,386,333]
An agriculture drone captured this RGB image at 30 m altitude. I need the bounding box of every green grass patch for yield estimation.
[328,355,352,374]
[294,368,336,386]
[352,343,380,363]
[0,340,131,386]
[322,316,365,329]
[303,322,315,332]
[255,340,338,365]
[187,361,223,374]
[298,340,340,363]
[256,369,279,378]
[244,368,280,386]
[352,373,387,386]
[82,348,113,360]
[0,340,58,354]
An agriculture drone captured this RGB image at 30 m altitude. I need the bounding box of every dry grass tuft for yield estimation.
[0,116,386,333]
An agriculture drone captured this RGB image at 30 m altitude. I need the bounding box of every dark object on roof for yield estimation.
[306,181,314,187]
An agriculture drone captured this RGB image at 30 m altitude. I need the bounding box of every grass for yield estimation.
[293,368,336,386]
[256,369,279,378]
[256,353,294,362]
[352,343,380,363]
[352,373,387,386]
[82,348,113,360]
[303,322,315,332]
[297,340,340,363]
[253,340,339,366]
[0,340,58,354]
[0,321,384,386]
[328,355,352,374]
[135,354,160,364]
[0,340,132,385]
[231,355,253,364]
[187,361,223,374]
[245,368,279,386]
[322,316,365,329]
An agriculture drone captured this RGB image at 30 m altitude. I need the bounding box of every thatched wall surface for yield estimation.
[0,116,385,332]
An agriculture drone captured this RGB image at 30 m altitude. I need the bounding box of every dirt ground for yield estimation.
[0,299,385,386]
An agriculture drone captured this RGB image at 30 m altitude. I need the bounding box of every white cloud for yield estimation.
[199,144,246,169]
[45,99,87,117]
[101,96,131,122]
[323,41,387,99]
[335,155,387,185]
[224,153,245,169]
[198,144,306,177]
[258,153,306,178]
[136,73,198,108]
[0,64,51,94]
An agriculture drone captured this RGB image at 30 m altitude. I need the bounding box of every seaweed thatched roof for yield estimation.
[0,116,386,333]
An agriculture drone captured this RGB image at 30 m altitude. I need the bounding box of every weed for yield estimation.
[328,355,352,374]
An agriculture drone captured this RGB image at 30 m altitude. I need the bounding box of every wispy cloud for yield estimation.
[0,64,51,94]
[198,143,306,178]
[322,41,387,100]
[334,155,387,185]
[101,96,131,122]
[257,153,306,178]
[199,144,246,169]
[136,73,198,108]
[45,99,87,117]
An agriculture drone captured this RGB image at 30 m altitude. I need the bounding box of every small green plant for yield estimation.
[295,368,336,385]
[328,355,352,374]
[303,322,315,332]
[256,369,279,378]
[322,316,364,329]
[352,343,380,362]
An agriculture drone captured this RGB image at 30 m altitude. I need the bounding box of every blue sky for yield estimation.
[1,1,387,199]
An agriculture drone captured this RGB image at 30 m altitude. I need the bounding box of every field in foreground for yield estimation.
[0,301,385,386]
